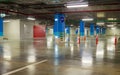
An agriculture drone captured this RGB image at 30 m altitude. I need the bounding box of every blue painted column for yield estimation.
[75,28,78,35]
[102,28,106,35]
[96,26,100,35]
[80,21,85,36]
[65,26,70,35]
[53,13,65,39]
[90,23,94,36]
[65,25,70,42]
[100,27,102,35]
[0,18,3,36]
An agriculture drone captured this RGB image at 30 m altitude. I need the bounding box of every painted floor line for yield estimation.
[2,59,47,75]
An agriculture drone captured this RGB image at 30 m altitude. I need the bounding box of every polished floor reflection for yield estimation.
[0,36,120,75]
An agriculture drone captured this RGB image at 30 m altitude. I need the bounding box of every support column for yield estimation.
[80,21,85,37]
[96,26,100,35]
[53,13,65,41]
[0,18,3,36]
[102,27,106,35]
[90,23,94,36]
[65,25,70,42]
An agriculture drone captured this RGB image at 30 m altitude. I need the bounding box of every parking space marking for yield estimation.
[2,60,47,75]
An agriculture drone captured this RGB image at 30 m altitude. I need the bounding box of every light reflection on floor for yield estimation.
[0,36,120,75]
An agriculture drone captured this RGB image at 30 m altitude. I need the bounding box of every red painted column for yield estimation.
[33,25,46,39]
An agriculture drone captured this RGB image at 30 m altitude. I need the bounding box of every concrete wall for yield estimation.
[20,20,41,40]
[20,20,34,40]
[3,19,44,40]
[4,19,20,40]
[3,19,20,58]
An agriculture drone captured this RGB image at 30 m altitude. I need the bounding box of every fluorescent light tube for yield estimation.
[27,16,36,20]
[111,27,116,29]
[66,4,88,8]
[107,25,114,27]
[82,18,93,21]
[108,18,117,20]
[96,22,105,25]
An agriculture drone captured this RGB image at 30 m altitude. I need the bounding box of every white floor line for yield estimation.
[2,60,47,75]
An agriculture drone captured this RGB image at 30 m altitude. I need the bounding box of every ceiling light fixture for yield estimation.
[66,2,88,8]
[107,25,114,27]
[82,18,93,21]
[111,27,116,29]
[27,16,36,20]
[96,22,105,25]
[66,4,88,8]
[108,18,117,20]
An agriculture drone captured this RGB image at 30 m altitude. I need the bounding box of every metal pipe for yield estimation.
[0,8,120,16]
[0,8,28,15]
[32,9,120,15]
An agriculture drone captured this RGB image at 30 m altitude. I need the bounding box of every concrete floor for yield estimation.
[0,36,120,75]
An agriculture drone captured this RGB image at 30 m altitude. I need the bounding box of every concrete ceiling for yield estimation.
[0,0,120,26]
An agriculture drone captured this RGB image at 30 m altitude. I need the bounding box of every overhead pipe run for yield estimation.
[89,2,120,6]
[0,8,120,16]
[28,9,120,15]
[59,9,120,14]
[21,2,120,9]
[0,8,28,15]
